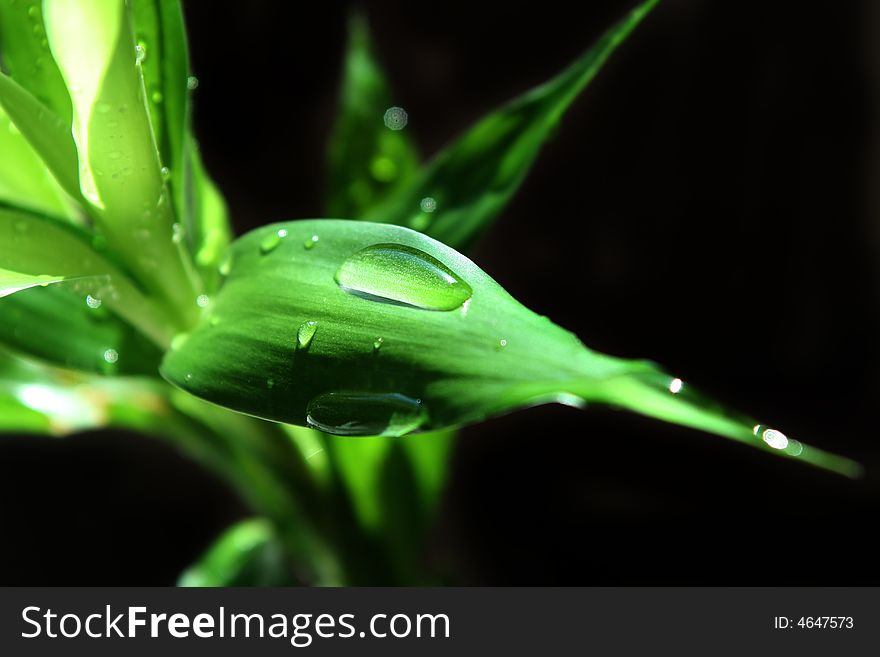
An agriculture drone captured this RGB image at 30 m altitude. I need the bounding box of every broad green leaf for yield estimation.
[0,72,81,200]
[0,0,72,124]
[0,206,176,347]
[42,0,199,327]
[325,14,419,218]
[325,435,393,531]
[161,219,860,477]
[0,285,161,375]
[364,0,659,249]
[178,519,297,587]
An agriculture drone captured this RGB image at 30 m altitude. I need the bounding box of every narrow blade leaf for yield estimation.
[364,0,658,249]
[325,14,419,218]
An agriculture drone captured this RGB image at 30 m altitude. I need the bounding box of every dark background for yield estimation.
[2,0,879,584]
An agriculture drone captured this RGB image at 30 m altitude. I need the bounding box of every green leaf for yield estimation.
[0,206,177,347]
[0,72,81,201]
[0,285,161,375]
[161,219,860,477]
[0,267,66,297]
[42,0,199,327]
[186,142,231,290]
[325,14,419,218]
[0,0,72,125]
[364,0,659,249]
[0,348,174,436]
[0,110,79,221]
[178,518,297,587]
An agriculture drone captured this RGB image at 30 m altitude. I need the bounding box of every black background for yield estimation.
[2,0,879,584]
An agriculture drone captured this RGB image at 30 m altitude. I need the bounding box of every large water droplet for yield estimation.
[335,243,472,311]
[306,392,427,437]
[297,320,317,349]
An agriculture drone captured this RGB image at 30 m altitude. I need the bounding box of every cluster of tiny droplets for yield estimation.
[383,106,408,131]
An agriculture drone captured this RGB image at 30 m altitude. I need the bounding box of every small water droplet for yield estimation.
[260,229,286,254]
[306,391,427,437]
[303,235,319,250]
[196,294,210,308]
[373,337,384,352]
[297,320,317,349]
[336,243,473,311]
[185,372,193,382]
[187,75,200,90]
[171,222,184,243]
[420,197,437,213]
[151,89,163,104]
[496,338,508,350]
[27,6,39,18]
[160,165,170,181]
[761,427,789,450]
[103,348,119,364]
[383,106,408,131]
[85,295,102,309]
[668,377,683,394]
[135,43,146,64]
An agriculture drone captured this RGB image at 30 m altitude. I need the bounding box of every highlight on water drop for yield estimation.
[668,378,683,394]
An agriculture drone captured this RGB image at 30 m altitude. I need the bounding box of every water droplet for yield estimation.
[336,243,473,311]
[160,165,170,181]
[151,89,164,104]
[297,321,317,349]
[27,6,39,18]
[761,427,789,450]
[260,229,286,254]
[373,337,384,352]
[306,392,427,437]
[496,338,508,350]
[171,222,184,243]
[103,348,119,364]
[185,372,193,382]
[135,43,146,64]
[668,377,683,394]
[383,106,408,130]
[85,295,102,309]
[303,235,319,250]
[419,197,437,213]
[196,294,210,308]
[187,75,199,90]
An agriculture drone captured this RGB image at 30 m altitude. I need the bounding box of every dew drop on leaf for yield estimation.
[85,295,102,309]
[305,391,427,437]
[259,229,286,254]
[335,243,473,311]
[373,337,384,352]
[297,321,317,349]
[303,235,319,250]
[187,75,199,90]
[103,348,118,364]
[196,294,210,308]
[419,197,437,213]
[383,106,408,131]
